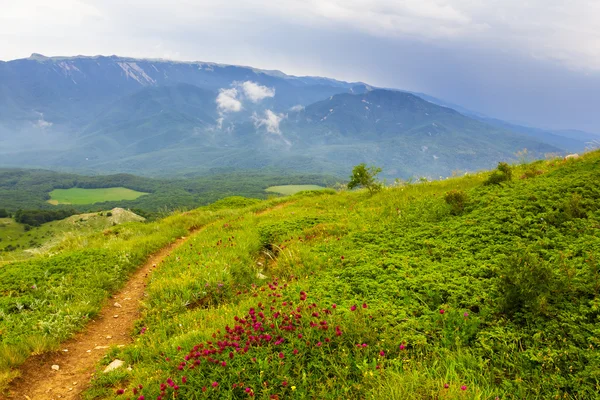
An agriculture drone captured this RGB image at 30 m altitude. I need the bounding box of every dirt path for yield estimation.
[2,234,195,400]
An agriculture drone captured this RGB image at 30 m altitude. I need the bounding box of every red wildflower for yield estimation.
[212,382,219,388]
[279,352,285,359]
[350,305,357,311]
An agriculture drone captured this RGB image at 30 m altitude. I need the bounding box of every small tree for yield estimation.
[347,163,383,194]
[0,209,8,218]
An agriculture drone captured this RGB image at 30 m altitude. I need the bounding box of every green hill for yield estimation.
[0,152,598,399]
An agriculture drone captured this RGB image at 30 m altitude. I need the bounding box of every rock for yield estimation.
[94,345,109,350]
[257,272,267,280]
[114,302,122,308]
[106,335,112,339]
[113,314,119,318]
[51,364,60,371]
[103,359,124,373]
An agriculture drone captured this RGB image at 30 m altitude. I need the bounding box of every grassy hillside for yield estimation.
[0,208,145,262]
[1,153,599,398]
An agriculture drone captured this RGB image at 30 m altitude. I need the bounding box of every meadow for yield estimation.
[0,153,599,399]
[265,185,326,196]
[47,187,149,205]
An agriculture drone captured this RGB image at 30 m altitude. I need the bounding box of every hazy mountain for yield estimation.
[0,54,573,178]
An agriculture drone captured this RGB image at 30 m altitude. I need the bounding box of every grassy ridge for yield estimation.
[265,185,326,195]
[80,152,599,399]
[48,187,148,205]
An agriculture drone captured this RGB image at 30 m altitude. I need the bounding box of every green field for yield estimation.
[265,184,325,195]
[48,187,148,205]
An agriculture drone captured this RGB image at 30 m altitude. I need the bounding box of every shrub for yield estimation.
[484,162,512,185]
[0,209,8,218]
[348,164,383,194]
[443,190,468,215]
[106,212,113,217]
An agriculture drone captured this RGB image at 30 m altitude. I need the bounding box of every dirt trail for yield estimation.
[3,234,195,400]
[3,202,295,400]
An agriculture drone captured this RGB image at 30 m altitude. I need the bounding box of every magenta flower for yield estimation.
[350,305,357,311]
[379,350,385,356]
[212,382,219,388]
[463,312,469,317]
[439,309,445,314]
[399,343,406,350]
[444,383,450,389]
[362,303,368,309]
[332,303,337,309]
[182,376,187,384]
[116,389,124,395]
[282,381,288,387]
[245,387,252,393]
[461,385,467,391]
[279,352,285,359]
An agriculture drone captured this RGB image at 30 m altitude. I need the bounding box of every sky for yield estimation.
[1,0,600,132]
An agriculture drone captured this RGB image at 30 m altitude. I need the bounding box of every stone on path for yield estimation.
[51,365,60,371]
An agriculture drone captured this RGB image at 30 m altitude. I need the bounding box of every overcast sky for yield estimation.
[2,0,600,132]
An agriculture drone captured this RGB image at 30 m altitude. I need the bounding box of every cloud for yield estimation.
[34,119,53,129]
[216,88,242,112]
[252,109,286,134]
[240,81,275,103]
[290,104,304,112]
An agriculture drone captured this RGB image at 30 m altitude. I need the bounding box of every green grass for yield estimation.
[80,152,599,399]
[48,187,148,205]
[265,184,326,195]
[1,153,599,398]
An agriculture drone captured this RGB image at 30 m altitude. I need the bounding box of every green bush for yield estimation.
[443,189,468,215]
[484,162,513,185]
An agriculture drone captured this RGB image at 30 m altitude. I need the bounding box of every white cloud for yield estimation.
[240,81,275,103]
[252,109,286,134]
[35,119,53,128]
[290,104,304,112]
[216,88,242,112]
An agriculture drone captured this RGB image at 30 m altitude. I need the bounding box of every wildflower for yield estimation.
[245,387,252,393]
[202,387,207,392]
[362,343,368,348]
[137,397,145,400]
[362,303,368,309]
[461,385,467,391]
[332,303,337,309]
[291,386,296,391]
[316,342,322,347]
[282,381,288,387]
[293,349,299,355]
[399,343,406,350]
[444,384,450,389]
[341,256,345,260]
[439,309,445,314]
[379,350,385,356]
[279,352,285,359]
[182,376,187,384]
[212,382,219,388]
[350,305,357,311]
[116,389,124,395]
[463,312,469,318]
[221,361,227,367]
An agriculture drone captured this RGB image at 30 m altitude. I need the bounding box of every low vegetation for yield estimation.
[1,152,599,399]
[48,187,149,205]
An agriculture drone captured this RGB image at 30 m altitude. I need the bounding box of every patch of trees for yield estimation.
[0,209,8,218]
[14,209,76,227]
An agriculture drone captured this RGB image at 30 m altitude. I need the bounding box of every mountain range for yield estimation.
[1,54,597,178]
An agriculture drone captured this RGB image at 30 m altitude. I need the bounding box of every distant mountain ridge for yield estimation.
[0,53,591,178]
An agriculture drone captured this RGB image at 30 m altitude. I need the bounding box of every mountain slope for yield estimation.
[0,54,567,178]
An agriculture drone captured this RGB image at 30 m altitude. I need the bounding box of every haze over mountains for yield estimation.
[1,54,597,178]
